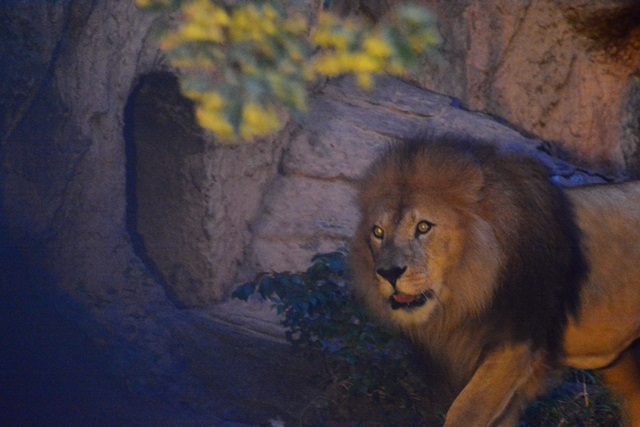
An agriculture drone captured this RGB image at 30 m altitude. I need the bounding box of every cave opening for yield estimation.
[123,72,207,308]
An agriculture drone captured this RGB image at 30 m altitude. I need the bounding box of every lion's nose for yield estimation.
[376,266,407,287]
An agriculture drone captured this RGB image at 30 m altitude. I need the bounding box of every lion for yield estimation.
[349,136,640,426]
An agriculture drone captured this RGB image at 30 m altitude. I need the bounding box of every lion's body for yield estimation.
[350,138,640,426]
[565,182,640,370]
[564,182,640,425]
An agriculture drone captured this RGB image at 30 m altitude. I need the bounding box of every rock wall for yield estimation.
[0,1,286,308]
[0,0,201,404]
[0,0,624,309]
[2,1,164,308]
[130,73,286,306]
[345,0,640,175]
[241,76,607,277]
[422,0,640,176]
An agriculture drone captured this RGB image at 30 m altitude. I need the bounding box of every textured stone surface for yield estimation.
[341,0,640,175]
[243,75,608,276]
[248,176,359,271]
[1,1,222,417]
[1,0,624,310]
[418,0,640,176]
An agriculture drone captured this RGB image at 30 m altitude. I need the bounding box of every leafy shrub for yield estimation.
[232,250,430,404]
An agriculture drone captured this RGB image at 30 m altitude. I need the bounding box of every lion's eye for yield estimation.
[372,225,384,239]
[416,221,433,235]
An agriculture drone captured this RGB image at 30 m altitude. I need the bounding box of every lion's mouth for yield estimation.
[389,290,433,310]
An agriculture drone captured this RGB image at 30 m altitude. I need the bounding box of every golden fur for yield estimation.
[350,138,640,426]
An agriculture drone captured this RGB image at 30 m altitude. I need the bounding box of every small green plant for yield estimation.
[232,250,430,404]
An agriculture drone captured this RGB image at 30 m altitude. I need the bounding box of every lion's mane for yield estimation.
[350,136,588,390]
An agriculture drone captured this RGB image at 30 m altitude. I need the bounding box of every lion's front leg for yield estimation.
[599,344,640,427]
[444,343,552,427]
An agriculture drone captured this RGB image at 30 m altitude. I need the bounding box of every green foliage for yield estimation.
[136,0,440,141]
[232,250,429,404]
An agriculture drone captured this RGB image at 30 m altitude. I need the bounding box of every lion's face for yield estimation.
[351,143,503,331]
[363,198,471,327]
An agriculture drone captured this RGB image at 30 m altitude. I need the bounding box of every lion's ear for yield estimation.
[459,163,485,204]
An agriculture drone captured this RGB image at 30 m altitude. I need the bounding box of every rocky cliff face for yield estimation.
[347,0,640,175]
[130,72,286,306]
[0,0,628,309]
[421,0,640,176]
[2,1,164,308]
[0,2,285,308]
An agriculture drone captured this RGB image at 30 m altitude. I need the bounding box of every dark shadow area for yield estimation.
[0,222,185,426]
[123,72,185,308]
[123,71,213,308]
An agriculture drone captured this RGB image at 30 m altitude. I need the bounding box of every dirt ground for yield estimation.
[1,230,421,427]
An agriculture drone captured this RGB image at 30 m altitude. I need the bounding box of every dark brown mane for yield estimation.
[354,134,587,361]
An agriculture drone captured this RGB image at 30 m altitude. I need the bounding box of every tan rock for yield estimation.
[417,0,640,176]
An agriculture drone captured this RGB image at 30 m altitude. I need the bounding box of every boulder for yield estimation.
[242,76,608,276]
[420,0,640,176]
[131,73,286,306]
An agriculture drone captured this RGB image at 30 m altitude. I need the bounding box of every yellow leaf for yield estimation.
[363,36,392,59]
[241,103,281,138]
[313,54,343,77]
[196,107,234,139]
[350,53,382,73]
[356,73,373,90]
